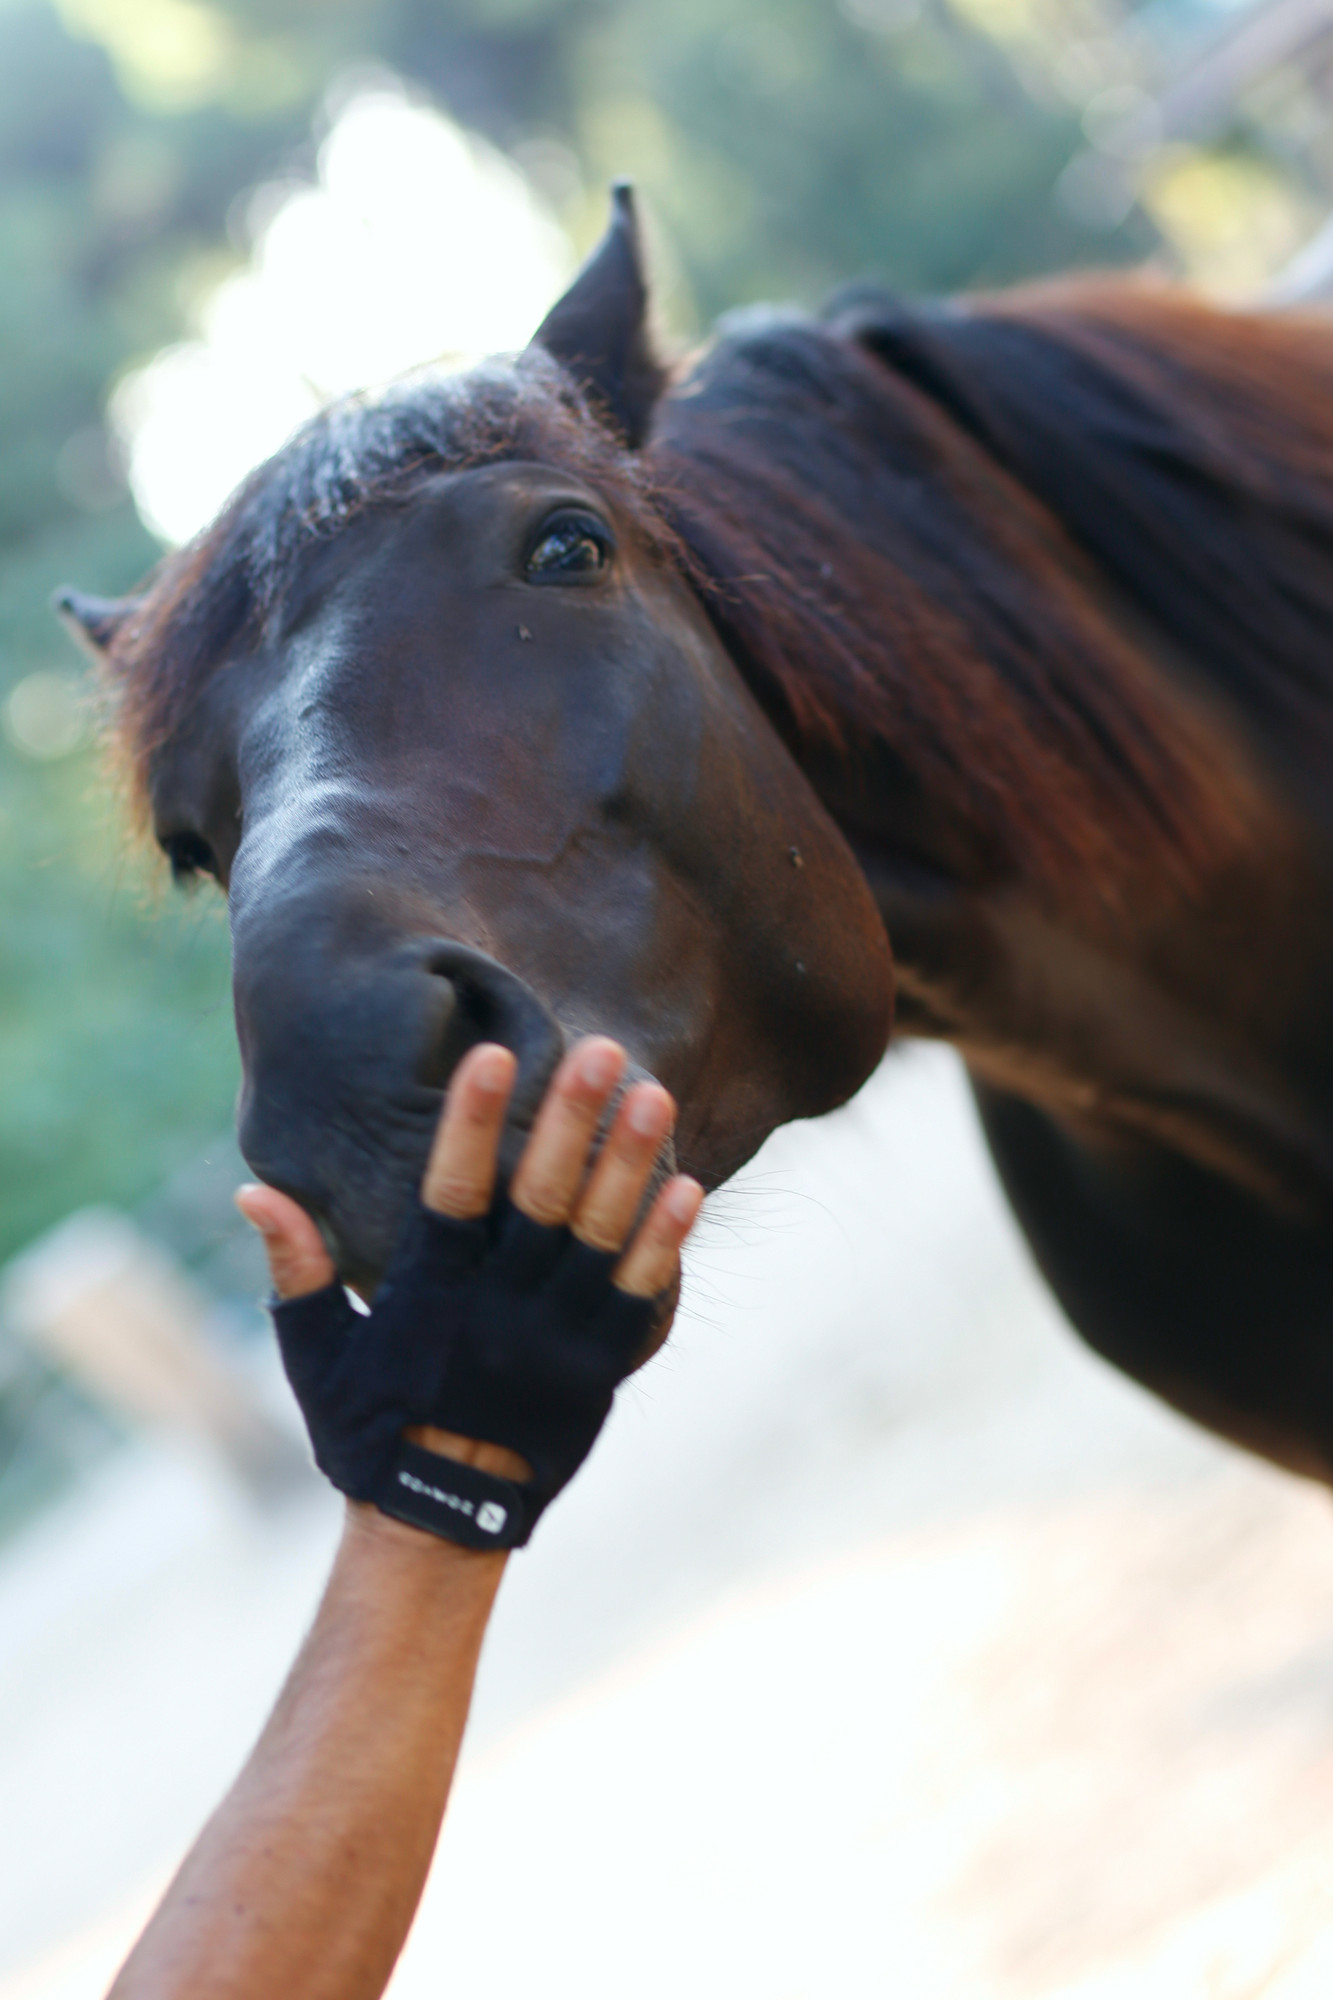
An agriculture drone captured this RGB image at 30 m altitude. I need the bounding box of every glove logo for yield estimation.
[476,1501,508,1534]
[397,1467,473,1515]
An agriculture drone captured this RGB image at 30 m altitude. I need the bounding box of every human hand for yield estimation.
[238,1038,703,1546]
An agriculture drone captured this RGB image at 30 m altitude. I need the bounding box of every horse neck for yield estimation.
[659,313,1333,1167]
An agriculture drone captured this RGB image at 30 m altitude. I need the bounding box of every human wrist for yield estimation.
[341,1422,529,1561]
[341,1495,510,1582]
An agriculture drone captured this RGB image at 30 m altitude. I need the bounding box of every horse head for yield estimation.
[61,189,894,1294]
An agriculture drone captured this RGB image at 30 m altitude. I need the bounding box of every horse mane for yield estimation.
[831,277,1333,823]
[112,275,1333,903]
[649,288,1330,902]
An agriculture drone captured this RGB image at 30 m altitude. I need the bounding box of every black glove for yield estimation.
[271,1195,656,1549]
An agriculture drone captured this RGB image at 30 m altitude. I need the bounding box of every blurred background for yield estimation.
[6,2,1333,1994]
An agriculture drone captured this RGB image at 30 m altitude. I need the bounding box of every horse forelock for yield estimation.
[108,349,670,812]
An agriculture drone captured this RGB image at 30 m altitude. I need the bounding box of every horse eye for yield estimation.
[161,831,217,884]
[525,513,613,581]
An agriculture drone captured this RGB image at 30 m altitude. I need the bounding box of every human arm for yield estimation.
[104,1504,505,2000]
[107,1038,702,2000]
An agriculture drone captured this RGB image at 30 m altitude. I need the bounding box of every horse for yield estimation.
[58,186,1333,1485]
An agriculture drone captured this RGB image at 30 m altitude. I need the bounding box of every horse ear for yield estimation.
[530,183,667,448]
[51,587,140,663]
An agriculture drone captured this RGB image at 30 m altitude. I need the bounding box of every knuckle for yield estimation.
[606,1129,654,1169]
[513,1180,568,1226]
[459,1101,503,1131]
[572,1210,625,1253]
[424,1173,486,1216]
[616,1259,667,1300]
[560,1097,605,1134]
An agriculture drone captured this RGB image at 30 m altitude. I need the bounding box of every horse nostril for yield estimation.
[236,934,570,1288]
[426,963,506,1086]
[413,940,566,1103]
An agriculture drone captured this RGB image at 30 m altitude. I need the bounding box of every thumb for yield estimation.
[236,1184,337,1300]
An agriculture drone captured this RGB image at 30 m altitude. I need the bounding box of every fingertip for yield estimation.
[571,1036,626,1094]
[455,1042,517,1096]
[234,1183,336,1298]
[235,1184,274,1234]
[235,1182,315,1236]
[664,1176,705,1229]
[623,1081,674,1139]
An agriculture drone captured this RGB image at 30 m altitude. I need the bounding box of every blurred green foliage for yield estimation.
[0,0,1146,1267]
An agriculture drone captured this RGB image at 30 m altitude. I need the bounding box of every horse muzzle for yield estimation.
[235,930,574,1290]
[235,920,684,1294]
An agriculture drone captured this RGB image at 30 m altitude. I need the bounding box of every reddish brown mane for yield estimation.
[648,286,1332,902]
[841,279,1333,800]
[113,279,1333,900]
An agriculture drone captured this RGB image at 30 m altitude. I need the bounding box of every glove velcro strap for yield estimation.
[372,1439,533,1550]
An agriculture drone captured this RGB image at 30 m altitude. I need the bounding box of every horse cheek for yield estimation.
[679,676,897,1129]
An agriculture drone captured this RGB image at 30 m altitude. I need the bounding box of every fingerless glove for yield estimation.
[271,1198,656,1549]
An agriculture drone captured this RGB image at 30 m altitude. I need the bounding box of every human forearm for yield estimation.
[109,1504,505,2000]
[109,1038,701,1999]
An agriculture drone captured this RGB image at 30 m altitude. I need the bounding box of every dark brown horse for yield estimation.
[60,189,1333,1483]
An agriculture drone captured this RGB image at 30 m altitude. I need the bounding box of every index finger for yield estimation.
[420,1044,518,1218]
